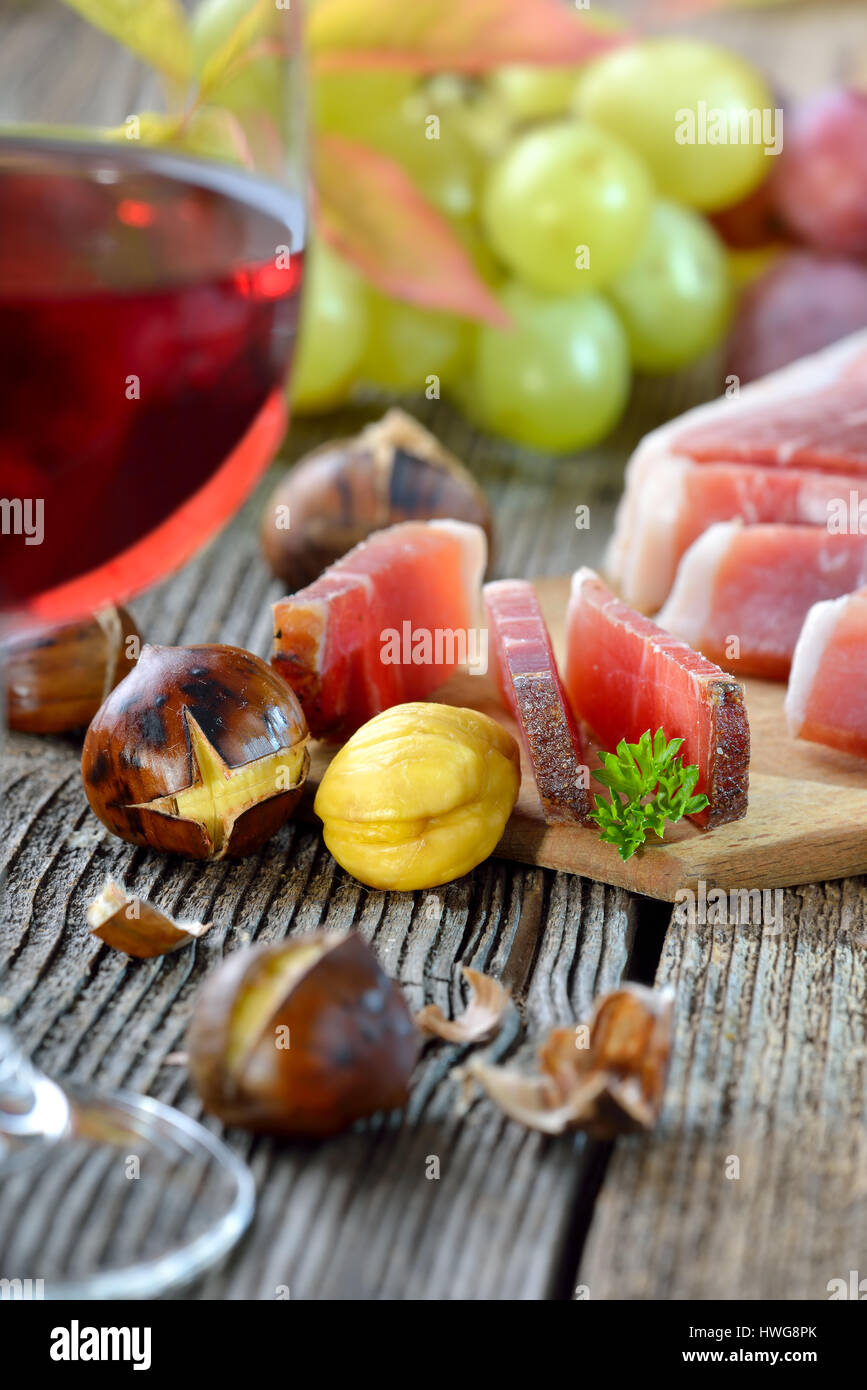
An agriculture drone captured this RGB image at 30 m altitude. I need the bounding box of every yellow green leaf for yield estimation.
[195,0,286,99]
[101,106,252,166]
[179,107,254,166]
[59,0,192,83]
[102,111,183,145]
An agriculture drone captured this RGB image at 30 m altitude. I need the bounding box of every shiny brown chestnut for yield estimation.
[187,932,420,1136]
[5,607,140,734]
[260,408,494,587]
[81,644,309,860]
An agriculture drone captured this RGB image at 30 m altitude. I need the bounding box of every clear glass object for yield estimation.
[0,1030,255,1299]
[0,0,307,624]
[0,0,307,1296]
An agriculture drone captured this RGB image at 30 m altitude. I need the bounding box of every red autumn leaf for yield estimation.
[309,0,626,73]
[315,133,509,326]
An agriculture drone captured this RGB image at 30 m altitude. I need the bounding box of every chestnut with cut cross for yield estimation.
[81,644,310,860]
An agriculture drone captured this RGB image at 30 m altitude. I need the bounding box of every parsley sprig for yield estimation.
[590,728,708,861]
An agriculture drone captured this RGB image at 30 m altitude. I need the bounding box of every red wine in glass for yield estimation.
[0,135,303,1293]
[0,137,304,624]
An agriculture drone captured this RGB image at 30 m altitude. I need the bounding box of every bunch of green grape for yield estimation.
[294,35,776,453]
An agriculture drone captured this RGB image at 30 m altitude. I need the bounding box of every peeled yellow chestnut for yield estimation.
[4,607,140,734]
[81,644,309,860]
[260,407,494,587]
[187,932,420,1136]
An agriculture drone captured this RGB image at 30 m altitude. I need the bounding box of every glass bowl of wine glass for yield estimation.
[0,0,307,1298]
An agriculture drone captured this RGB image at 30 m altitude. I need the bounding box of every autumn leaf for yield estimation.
[316,133,509,325]
[180,107,254,166]
[102,107,252,166]
[196,0,289,100]
[102,112,183,146]
[59,0,192,84]
[310,0,625,73]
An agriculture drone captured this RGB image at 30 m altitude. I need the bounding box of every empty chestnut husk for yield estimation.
[261,408,494,587]
[187,932,420,1136]
[4,607,140,734]
[81,644,309,860]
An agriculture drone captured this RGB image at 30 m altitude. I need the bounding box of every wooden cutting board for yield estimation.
[305,576,867,902]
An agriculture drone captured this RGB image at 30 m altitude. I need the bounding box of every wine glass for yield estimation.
[0,0,306,1296]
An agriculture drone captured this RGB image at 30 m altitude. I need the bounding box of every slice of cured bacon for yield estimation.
[565,568,749,829]
[657,522,867,681]
[607,330,867,610]
[785,588,867,758]
[272,520,486,740]
[609,458,867,615]
[484,579,591,824]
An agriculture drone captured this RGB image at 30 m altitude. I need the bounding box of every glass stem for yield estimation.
[0,1027,71,1173]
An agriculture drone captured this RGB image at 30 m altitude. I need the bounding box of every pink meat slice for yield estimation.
[785,588,867,758]
[674,370,867,473]
[565,568,749,829]
[607,330,867,609]
[272,519,486,739]
[614,458,866,613]
[657,522,867,680]
[484,579,592,824]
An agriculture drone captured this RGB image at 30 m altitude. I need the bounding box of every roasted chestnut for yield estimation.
[81,644,309,860]
[4,607,140,734]
[187,932,420,1136]
[260,408,494,587]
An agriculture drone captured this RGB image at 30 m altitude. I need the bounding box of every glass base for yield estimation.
[0,1085,254,1300]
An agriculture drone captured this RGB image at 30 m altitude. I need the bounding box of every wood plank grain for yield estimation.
[0,757,639,1299]
[3,0,866,1303]
[0,498,640,1300]
[577,878,867,1300]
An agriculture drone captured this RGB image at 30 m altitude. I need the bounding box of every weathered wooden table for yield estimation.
[3,0,867,1301]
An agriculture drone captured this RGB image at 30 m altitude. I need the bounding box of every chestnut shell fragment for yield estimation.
[81,643,309,860]
[187,932,420,1136]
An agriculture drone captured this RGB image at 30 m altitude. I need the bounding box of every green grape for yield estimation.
[576,39,775,212]
[192,0,285,124]
[458,91,516,161]
[419,77,514,165]
[481,122,653,294]
[290,243,368,414]
[490,6,627,121]
[488,66,581,122]
[607,201,732,372]
[361,290,472,395]
[313,71,418,144]
[469,281,631,453]
[361,97,483,226]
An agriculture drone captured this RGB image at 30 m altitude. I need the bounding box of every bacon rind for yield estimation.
[702,677,751,830]
[484,580,592,825]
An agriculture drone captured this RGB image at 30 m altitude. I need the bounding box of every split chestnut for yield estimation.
[82,644,309,860]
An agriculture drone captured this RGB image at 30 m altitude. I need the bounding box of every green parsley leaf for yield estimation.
[589,729,708,862]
